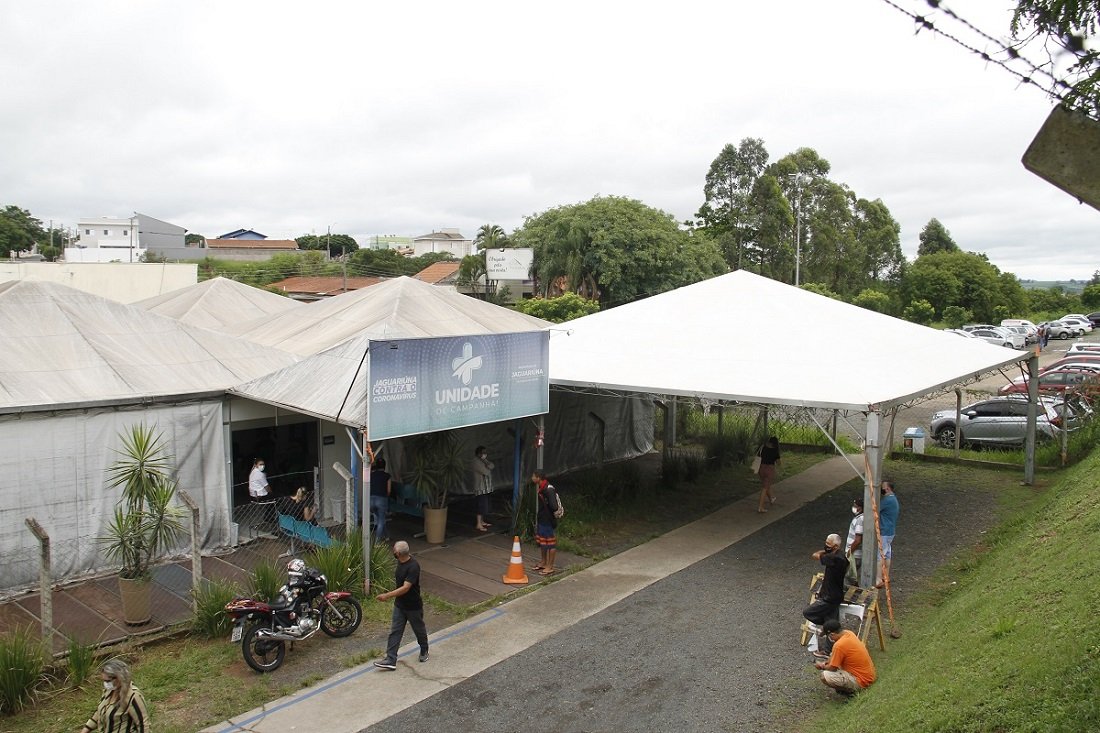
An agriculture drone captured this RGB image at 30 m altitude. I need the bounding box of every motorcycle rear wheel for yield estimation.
[242,622,286,673]
[320,597,363,638]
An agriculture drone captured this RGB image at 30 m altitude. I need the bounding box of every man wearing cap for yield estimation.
[803,533,848,632]
[814,618,876,695]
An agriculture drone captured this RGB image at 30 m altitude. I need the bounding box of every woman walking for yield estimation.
[80,658,149,732]
[757,436,781,513]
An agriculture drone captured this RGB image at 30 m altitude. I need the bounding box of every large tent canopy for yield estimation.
[0,280,299,411]
[230,276,550,427]
[133,276,302,332]
[549,271,1027,411]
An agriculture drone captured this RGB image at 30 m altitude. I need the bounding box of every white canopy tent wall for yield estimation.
[548,271,1036,587]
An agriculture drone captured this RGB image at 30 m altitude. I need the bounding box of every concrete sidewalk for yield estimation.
[205,455,861,733]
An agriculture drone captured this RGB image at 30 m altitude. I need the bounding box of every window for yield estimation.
[123,230,128,236]
[85,229,91,235]
[104,229,109,236]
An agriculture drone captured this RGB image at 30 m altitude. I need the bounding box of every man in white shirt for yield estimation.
[846,496,864,585]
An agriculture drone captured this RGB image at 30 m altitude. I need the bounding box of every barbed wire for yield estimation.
[875,0,1077,107]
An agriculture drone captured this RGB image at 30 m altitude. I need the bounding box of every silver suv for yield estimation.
[930,396,1059,448]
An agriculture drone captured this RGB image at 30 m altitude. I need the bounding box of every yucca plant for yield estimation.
[247,560,283,603]
[100,424,186,580]
[0,626,46,714]
[407,431,467,509]
[63,635,97,689]
[191,578,243,639]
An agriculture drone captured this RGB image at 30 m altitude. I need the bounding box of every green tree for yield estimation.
[853,288,891,313]
[1081,283,1100,309]
[1012,1,1100,118]
[917,218,959,256]
[903,299,936,325]
[0,205,45,257]
[296,233,358,255]
[853,198,904,285]
[695,138,769,270]
[942,305,973,328]
[514,195,725,307]
[474,224,509,251]
[902,250,1015,320]
[185,233,205,246]
[457,254,488,298]
[740,174,794,279]
[512,293,600,322]
[799,282,842,300]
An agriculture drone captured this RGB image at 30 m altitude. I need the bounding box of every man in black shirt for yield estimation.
[803,533,848,629]
[374,540,430,670]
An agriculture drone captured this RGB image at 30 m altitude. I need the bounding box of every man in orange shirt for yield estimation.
[813,619,876,695]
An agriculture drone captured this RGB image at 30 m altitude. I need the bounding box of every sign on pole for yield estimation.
[485,248,534,280]
[367,331,549,439]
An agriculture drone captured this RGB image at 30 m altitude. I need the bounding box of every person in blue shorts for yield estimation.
[876,480,900,588]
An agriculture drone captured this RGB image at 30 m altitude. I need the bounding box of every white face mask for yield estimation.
[852,506,859,515]
[258,464,265,471]
[103,680,115,691]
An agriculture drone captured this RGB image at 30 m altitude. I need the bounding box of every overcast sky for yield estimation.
[2,0,1096,280]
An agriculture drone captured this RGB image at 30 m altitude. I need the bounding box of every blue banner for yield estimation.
[367,332,549,439]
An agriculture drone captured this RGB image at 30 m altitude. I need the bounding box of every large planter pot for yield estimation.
[423,507,448,544]
[118,576,152,626]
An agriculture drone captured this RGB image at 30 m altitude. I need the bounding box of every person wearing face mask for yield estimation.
[875,480,900,589]
[845,497,864,586]
[802,533,848,635]
[80,658,149,733]
[249,457,276,528]
[374,540,429,670]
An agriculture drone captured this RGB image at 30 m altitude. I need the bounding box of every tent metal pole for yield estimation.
[860,411,882,589]
[803,409,864,480]
[954,389,962,456]
[362,431,372,595]
[511,418,522,534]
[1024,353,1038,484]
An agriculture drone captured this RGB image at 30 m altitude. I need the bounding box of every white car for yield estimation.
[1067,342,1100,355]
[944,328,977,338]
[968,328,1013,348]
[1062,317,1093,333]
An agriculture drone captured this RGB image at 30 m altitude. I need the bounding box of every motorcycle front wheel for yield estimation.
[320,597,363,638]
[242,622,286,673]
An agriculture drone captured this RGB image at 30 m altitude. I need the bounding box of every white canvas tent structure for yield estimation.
[228,276,654,503]
[0,281,300,592]
[133,276,302,332]
[548,271,1034,586]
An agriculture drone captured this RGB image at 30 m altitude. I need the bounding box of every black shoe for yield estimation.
[373,660,397,671]
[419,650,429,663]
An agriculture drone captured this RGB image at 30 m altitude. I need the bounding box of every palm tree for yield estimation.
[474,224,509,251]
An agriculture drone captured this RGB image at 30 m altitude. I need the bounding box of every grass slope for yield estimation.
[808,452,1100,732]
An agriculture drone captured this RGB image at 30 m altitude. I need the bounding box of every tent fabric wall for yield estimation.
[0,400,227,595]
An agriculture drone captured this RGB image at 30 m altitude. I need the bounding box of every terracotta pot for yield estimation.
[423,506,448,544]
[118,575,152,625]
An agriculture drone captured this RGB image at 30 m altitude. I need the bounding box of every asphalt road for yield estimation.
[362,475,1000,733]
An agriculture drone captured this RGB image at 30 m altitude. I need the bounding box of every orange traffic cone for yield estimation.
[502,535,529,585]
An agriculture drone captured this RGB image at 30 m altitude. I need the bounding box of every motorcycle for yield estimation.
[225,558,363,673]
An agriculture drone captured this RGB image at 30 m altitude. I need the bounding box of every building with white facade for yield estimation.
[411,229,472,258]
[67,213,186,262]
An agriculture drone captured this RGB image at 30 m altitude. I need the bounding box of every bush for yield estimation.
[191,578,243,639]
[63,635,97,689]
[942,305,972,329]
[307,529,394,597]
[247,560,283,603]
[0,626,46,714]
[903,298,936,325]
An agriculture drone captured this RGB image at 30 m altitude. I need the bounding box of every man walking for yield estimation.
[374,540,429,670]
[813,619,876,696]
[876,480,900,589]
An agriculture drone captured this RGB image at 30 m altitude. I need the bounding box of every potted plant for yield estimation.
[100,423,186,625]
[407,431,467,543]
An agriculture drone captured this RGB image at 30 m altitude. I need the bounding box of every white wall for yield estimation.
[0,262,197,303]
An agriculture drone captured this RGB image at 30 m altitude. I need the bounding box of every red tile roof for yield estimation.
[413,261,461,284]
[206,239,299,250]
[269,276,385,296]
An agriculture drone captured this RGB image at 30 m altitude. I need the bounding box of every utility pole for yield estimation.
[327,224,331,260]
[786,173,803,286]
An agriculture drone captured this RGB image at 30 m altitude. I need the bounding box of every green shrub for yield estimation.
[63,635,97,689]
[191,577,243,639]
[659,453,682,490]
[0,626,46,714]
[247,559,283,603]
[306,529,394,597]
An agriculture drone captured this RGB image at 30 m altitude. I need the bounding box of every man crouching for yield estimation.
[814,619,876,696]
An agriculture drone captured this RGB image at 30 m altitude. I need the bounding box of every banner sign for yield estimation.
[367,331,549,439]
[485,248,534,280]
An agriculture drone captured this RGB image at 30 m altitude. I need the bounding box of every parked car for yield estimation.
[1061,316,1093,333]
[944,328,977,338]
[930,396,1059,448]
[967,328,1015,348]
[1003,325,1035,345]
[1042,320,1081,339]
[1086,312,1100,327]
[1067,342,1100,355]
[1001,319,1037,330]
[1041,355,1100,370]
[999,365,1100,394]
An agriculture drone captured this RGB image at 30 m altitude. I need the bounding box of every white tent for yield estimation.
[549,271,1025,411]
[0,281,301,592]
[133,276,302,332]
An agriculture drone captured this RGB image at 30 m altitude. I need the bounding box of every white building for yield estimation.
[67,213,186,262]
[411,229,472,258]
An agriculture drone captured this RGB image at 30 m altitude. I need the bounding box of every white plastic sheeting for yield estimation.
[229,277,551,427]
[549,271,1027,411]
[0,280,300,410]
[224,276,550,356]
[134,276,302,332]
[1,401,228,594]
